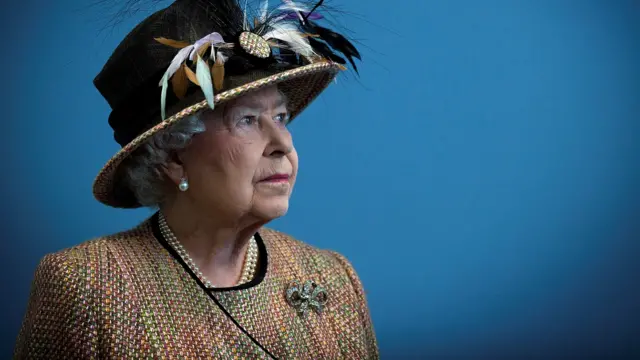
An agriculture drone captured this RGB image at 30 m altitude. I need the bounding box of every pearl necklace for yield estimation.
[158,212,259,288]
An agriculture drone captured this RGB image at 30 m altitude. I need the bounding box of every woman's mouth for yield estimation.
[260,174,290,183]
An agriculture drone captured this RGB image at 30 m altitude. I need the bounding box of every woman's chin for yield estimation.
[252,198,290,220]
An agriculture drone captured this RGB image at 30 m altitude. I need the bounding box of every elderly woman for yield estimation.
[14,0,377,359]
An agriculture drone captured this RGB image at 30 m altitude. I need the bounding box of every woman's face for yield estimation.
[169,85,298,224]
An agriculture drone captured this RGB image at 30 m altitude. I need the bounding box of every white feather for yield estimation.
[217,52,229,63]
[159,45,193,120]
[276,4,309,12]
[196,55,215,110]
[189,32,225,61]
[263,23,316,57]
[243,0,249,30]
[277,0,310,12]
[275,1,309,21]
[160,75,169,120]
[159,46,193,86]
[259,0,269,22]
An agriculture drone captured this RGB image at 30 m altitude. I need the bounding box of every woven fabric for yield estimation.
[14,217,378,359]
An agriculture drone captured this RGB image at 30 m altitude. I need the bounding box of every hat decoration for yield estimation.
[154,0,361,120]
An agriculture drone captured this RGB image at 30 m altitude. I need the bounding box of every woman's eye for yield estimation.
[239,116,256,126]
[274,112,290,124]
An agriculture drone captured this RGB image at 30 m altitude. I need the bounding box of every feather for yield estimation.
[185,66,199,85]
[171,65,189,99]
[302,0,325,23]
[158,46,194,119]
[276,0,324,23]
[217,51,229,63]
[211,57,225,91]
[305,22,361,60]
[196,55,215,110]
[282,11,322,20]
[277,1,311,14]
[158,46,193,88]
[160,74,169,120]
[259,0,269,22]
[197,42,211,58]
[346,55,358,73]
[307,37,346,64]
[189,32,225,61]
[302,21,360,73]
[263,23,315,58]
[279,0,360,72]
[154,37,190,49]
[272,0,359,71]
[274,1,308,22]
[243,0,249,30]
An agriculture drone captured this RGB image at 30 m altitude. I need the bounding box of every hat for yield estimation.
[92,0,361,208]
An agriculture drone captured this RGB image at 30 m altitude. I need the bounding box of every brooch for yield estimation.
[285,280,328,317]
[238,31,271,59]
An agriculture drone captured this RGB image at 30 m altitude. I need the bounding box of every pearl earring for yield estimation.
[178,178,189,192]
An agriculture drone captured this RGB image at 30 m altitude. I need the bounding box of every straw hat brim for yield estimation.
[93,61,342,208]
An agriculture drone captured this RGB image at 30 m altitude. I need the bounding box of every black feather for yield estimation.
[303,21,361,60]
[307,37,347,65]
[345,54,358,73]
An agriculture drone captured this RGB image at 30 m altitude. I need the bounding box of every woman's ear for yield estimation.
[163,152,186,186]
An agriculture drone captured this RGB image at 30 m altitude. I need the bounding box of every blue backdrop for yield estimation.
[2,0,639,358]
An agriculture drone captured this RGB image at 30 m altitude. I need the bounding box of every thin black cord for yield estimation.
[204,290,278,359]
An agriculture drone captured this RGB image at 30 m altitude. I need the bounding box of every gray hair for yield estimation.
[123,113,207,207]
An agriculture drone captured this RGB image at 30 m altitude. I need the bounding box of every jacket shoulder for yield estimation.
[41,237,111,266]
[34,220,154,285]
[14,233,129,358]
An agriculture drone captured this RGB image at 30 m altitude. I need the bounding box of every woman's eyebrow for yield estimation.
[233,97,288,112]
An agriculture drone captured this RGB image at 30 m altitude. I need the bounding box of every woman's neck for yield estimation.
[159,198,263,287]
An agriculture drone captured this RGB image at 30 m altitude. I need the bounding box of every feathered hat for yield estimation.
[92,0,360,208]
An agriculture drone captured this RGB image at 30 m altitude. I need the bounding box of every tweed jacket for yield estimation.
[14,214,378,359]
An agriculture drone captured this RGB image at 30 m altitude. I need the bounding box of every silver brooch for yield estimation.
[285,280,328,317]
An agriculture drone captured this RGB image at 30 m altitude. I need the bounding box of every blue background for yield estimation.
[2,0,639,358]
